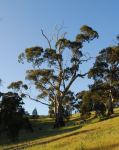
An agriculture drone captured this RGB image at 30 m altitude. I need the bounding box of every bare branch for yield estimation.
[25,93,50,106]
[41,29,52,49]
[54,23,67,41]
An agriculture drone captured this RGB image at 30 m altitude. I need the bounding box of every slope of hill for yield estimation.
[1,109,119,150]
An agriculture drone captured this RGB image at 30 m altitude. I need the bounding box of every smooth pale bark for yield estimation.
[54,96,65,128]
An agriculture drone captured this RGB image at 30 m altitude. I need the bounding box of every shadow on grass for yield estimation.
[0,118,82,146]
[2,128,97,150]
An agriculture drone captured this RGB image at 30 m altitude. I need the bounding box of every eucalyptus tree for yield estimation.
[89,38,119,116]
[16,25,98,127]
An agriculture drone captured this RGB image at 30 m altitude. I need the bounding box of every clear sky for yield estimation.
[0,0,119,115]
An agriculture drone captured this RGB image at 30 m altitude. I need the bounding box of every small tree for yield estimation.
[18,25,98,127]
[76,90,93,120]
[89,81,112,117]
[32,108,38,118]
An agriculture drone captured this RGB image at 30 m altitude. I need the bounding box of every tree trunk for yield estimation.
[107,100,113,116]
[107,91,114,116]
[54,97,65,128]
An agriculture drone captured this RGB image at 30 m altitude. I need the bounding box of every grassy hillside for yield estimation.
[1,109,119,150]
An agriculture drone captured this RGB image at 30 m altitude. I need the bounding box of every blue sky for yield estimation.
[0,0,119,115]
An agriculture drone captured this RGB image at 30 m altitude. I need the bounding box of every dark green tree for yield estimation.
[32,108,38,118]
[89,37,119,116]
[17,25,98,127]
[76,88,107,119]
[76,90,93,119]
[0,92,32,141]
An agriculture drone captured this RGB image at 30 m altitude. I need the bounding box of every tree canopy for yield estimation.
[17,25,98,127]
[88,37,119,116]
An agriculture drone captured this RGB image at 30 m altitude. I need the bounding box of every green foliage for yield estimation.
[89,44,119,82]
[76,90,93,119]
[8,81,28,91]
[0,92,32,141]
[88,37,119,116]
[76,25,98,42]
[44,48,62,65]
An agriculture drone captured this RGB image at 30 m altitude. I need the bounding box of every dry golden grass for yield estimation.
[28,109,119,150]
[1,108,119,150]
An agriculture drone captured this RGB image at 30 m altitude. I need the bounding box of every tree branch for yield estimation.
[62,72,87,100]
[41,29,52,49]
[25,93,51,106]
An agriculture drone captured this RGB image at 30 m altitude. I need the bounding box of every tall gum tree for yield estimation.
[17,25,98,127]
